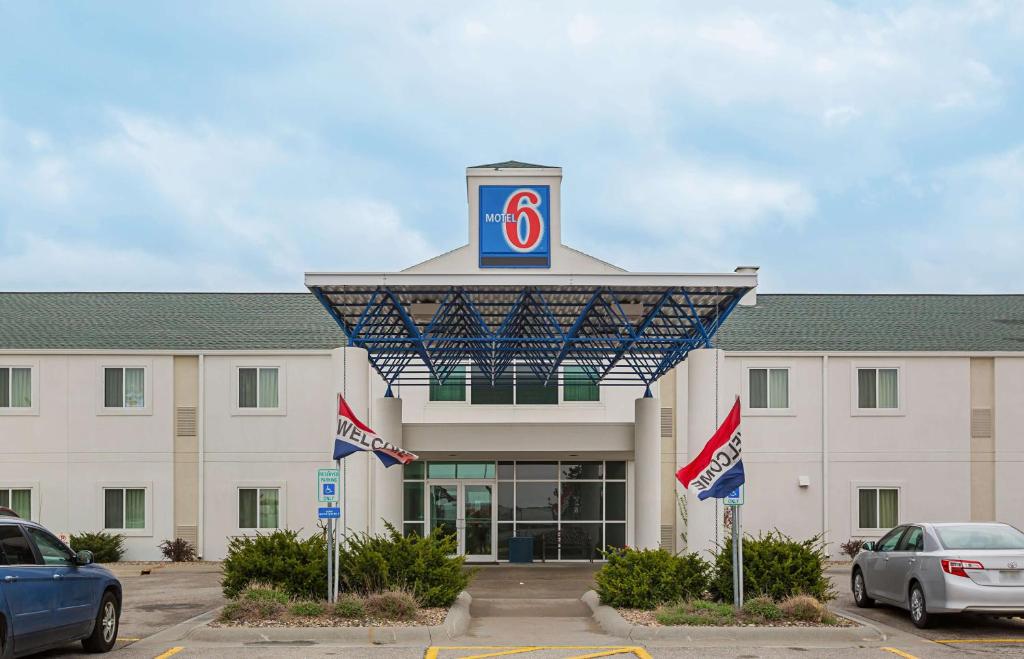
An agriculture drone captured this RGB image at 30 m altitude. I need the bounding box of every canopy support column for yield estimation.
[371,395,404,535]
[686,348,730,559]
[634,396,661,550]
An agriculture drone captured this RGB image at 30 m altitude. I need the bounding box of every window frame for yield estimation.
[0,483,39,521]
[231,361,287,416]
[97,362,152,416]
[851,362,904,416]
[99,483,152,537]
[426,362,602,407]
[741,362,793,416]
[0,363,39,415]
[560,364,601,404]
[851,482,902,536]
[235,482,286,532]
[428,365,468,403]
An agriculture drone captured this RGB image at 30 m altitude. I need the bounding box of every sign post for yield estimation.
[725,486,744,609]
[317,468,341,603]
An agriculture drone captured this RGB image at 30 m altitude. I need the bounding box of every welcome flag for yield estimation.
[676,397,744,500]
[333,395,418,467]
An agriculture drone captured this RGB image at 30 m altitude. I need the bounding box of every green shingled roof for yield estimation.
[470,160,554,169]
[0,292,1022,352]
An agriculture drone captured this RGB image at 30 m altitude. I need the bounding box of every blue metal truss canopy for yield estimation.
[306,272,754,389]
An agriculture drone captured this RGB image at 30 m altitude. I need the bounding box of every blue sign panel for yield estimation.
[322,483,336,497]
[318,507,341,519]
[479,185,551,268]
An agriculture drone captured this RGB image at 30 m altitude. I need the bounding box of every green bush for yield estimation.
[742,595,782,622]
[242,586,290,606]
[289,601,326,617]
[222,530,327,599]
[334,594,366,619]
[218,601,246,622]
[711,532,834,603]
[336,523,472,607]
[365,590,417,620]
[69,532,125,563]
[656,600,735,626]
[595,547,711,610]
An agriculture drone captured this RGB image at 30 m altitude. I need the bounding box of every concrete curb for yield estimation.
[581,590,885,645]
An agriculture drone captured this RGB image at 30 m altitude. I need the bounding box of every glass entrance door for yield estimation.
[428,481,495,562]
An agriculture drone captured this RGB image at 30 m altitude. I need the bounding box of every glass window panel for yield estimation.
[0,490,7,507]
[259,489,279,528]
[605,523,626,549]
[858,488,878,528]
[514,523,558,560]
[605,482,626,521]
[427,463,457,479]
[9,490,31,520]
[605,461,626,480]
[878,369,899,409]
[258,368,279,408]
[516,462,558,480]
[879,488,899,527]
[0,368,8,407]
[456,462,495,479]
[516,365,557,405]
[749,369,768,408]
[0,525,38,565]
[104,489,124,529]
[497,462,514,480]
[498,523,514,560]
[104,368,123,408]
[429,366,466,402]
[470,364,513,405]
[561,462,603,479]
[26,527,73,565]
[561,482,603,521]
[238,489,258,528]
[11,368,31,407]
[403,461,425,480]
[768,369,789,408]
[124,368,145,408]
[515,482,558,521]
[497,482,514,521]
[125,488,145,529]
[563,365,599,402]
[858,369,877,409]
[403,482,424,522]
[238,368,258,408]
[403,523,424,537]
[560,523,602,560]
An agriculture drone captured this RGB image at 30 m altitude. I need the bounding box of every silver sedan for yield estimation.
[851,522,1024,628]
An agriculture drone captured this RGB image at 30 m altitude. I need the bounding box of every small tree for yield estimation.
[159,537,197,562]
[839,538,865,559]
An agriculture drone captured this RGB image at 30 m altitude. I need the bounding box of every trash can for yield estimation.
[509,535,534,563]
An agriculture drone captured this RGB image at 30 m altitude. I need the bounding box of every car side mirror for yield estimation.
[75,550,94,566]
[861,541,875,552]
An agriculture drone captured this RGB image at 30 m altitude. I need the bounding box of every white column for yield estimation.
[371,396,404,535]
[634,396,661,550]
[686,348,729,559]
[331,347,370,535]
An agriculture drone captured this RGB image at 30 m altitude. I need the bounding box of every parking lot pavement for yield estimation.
[32,561,226,658]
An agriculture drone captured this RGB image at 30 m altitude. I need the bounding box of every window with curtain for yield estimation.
[238,487,280,529]
[429,365,466,402]
[858,487,899,529]
[749,368,789,409]
[0,488,32,519]
[238,367,280,408]
[470,364,513,405]
[103,488,146,529]
[0,367,32,408]
[103,367,145,408]
[563,365,599,402]
[857,368,899,409]
[515,364,557,405]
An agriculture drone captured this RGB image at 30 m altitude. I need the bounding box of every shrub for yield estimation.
[159,537,197,562]
[656,600,735,626]
[839,538,864,560]
[742,595,782,622]
[365,590,418,620]
[336,522,471,607]
[779,595,831,623]
[711,532,834,603]
[70,532,125,563]
[334,594,366,619]
[221,530,327,599]
[289,601,326,617]
[218,601,246,622]
[241,585,289,617]
[595,547,711,609]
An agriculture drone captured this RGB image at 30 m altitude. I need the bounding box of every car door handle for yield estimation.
[909,558,916,564]
[3,575,17,583]
[52,574,63,580]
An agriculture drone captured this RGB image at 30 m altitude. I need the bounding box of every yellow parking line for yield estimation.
[458,648,544,659]
[154,647,184,659]
[935,639,1024,644]
[426,647,652,659]
[564,649,652,659]
[881,648,919,659]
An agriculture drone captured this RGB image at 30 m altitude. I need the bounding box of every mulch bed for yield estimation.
[211,607,447,628]
[618,608,855,628]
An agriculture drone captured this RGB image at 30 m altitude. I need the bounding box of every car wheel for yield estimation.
[852,569,874,608]
[81,591,119,653]
[909,583,931,629]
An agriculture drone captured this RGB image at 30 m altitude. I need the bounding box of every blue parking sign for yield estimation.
[322,483,336,497]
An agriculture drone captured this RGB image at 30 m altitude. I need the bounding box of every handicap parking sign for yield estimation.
[322,483,336,497]
[317,468,340,503]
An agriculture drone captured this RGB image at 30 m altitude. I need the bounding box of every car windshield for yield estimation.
[936,525,1024,550]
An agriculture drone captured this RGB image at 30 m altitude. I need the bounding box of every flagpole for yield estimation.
[334,457,342,603]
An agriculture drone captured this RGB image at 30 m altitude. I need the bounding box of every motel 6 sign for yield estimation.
[479,185,551,268]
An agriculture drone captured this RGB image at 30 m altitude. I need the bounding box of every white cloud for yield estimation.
[567,14,601,46]
[823,105,861,127]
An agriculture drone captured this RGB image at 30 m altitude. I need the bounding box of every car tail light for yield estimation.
[941,559,984,577]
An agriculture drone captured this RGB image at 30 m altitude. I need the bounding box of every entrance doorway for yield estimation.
[429,480,496,562]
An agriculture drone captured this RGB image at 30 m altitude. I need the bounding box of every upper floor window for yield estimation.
[429,365,466,402]
[563,365,599,402]
[238,487,280,529]
[0,488,31,519]
[104,487,146,530]
[858,486,899,530]
[749,368,788,409]
[0,367,32,408]
[104,367,145,408]
[857,368,898,409]
[238,367,279,409]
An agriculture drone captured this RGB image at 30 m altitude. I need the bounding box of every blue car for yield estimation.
[1,518,121,656]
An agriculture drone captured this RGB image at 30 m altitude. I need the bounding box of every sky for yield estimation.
[1,1,1022,293]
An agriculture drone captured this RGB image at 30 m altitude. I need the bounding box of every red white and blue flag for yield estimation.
[333,395,418,468]
[676,397,744,500]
